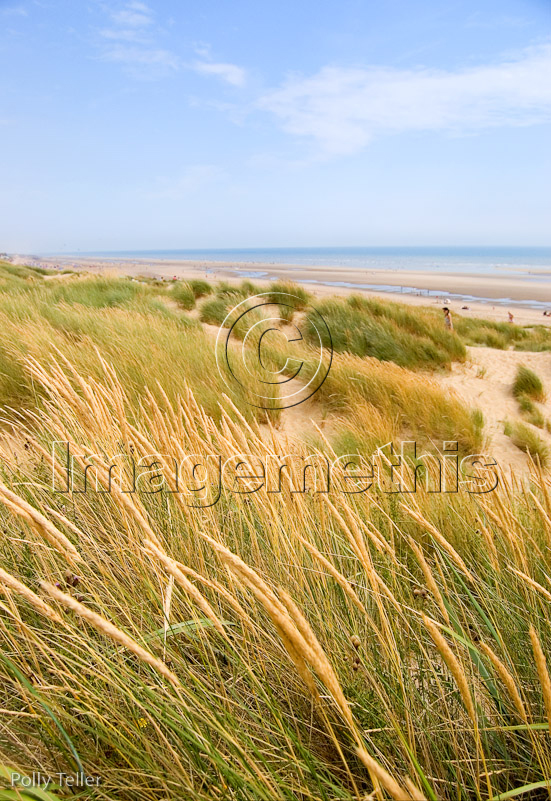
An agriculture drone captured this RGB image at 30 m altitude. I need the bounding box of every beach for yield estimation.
[30,254,551,327]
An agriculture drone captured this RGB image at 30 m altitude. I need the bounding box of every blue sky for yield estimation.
[1,0,550,253]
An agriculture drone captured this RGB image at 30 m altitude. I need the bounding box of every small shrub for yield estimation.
[171,282,195,310]
[512,365,545,402]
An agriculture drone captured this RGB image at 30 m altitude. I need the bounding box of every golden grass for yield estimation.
[0,271,551,799]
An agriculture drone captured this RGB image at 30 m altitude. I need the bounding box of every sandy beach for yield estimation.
[31,254,551,327]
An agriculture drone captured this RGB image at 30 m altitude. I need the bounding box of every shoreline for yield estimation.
[14,254,551,327]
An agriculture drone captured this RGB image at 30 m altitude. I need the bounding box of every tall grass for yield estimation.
[171,281,196,310]
[0,355,550,799]
[455,316,551,351]
[0,273,276,421]
[260,331,485,454]
[188,278,213,298]
[1,269,551,800]
[304,295,466,369]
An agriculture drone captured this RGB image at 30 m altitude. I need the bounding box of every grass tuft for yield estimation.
[504,420,550,466]
[304,294,466,369]
[171,281,196,310]
[512,365,545,402]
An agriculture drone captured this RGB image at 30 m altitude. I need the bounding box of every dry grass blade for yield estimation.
[356,747,422,801]
[0,482,82,564]
[529,625,551,734]
[40,581,180,688]
[479,641,528,723]
[142,539,226,636]
[401,503,474,582]
[511,568,551,603]
[0,567,64,624]
[423,614,476,724]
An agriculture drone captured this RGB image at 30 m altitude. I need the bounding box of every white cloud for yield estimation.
[98,1,179,75]
[258,44,551,155]
[192,60,246,87]
[100,0,153,42]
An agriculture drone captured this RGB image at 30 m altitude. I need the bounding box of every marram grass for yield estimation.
[0,269,550,799]
[0,354,551,800]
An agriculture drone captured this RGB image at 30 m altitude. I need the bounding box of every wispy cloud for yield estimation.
[96,5,247,85]
[100,0,152,42]
[258,44,551,155]
[0,4,28,16]
[192,60,246,87]
[98,1,179,76]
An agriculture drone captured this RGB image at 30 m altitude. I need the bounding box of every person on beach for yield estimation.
[508,311,514,323]
[442,307,453,331]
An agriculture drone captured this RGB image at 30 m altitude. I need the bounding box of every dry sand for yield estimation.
[440,347,551,474]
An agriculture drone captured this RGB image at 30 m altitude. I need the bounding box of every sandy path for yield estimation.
[186,306,330,444]
[439,347,551,473]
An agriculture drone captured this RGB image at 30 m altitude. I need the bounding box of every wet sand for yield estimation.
[27,255,551,327]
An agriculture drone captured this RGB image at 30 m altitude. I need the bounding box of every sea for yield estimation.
[69,246,551,276]
[55,246,551,308]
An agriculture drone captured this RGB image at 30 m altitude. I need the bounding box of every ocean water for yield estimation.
[53,246,551,308]
[71,246,551,277]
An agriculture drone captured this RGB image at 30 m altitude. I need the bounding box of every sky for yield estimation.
[0,0,550,253]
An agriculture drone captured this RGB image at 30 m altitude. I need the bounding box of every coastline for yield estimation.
[19,254,551,327]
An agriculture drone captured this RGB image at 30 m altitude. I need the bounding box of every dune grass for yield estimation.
[304,295,466,369]
[0,272,277,422]
[516,394,546,428]
[512,365,546,402]
[0,354,550,800]
[504,420,550,467]
[199,295,230,325]
[455,316,551,351]
[188,278,213,298]
[199,280,309,328]
[2,268,551,799]
[316,352,484,453]
[171,281,196,310]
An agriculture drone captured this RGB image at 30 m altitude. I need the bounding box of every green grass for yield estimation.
[3,267,551,800]
[0,356,551,800]
[199,296,230,325]
[268,280,310,310]
[504,420,550,466]
[512,365,546,402]
[304,294,466,369]
[259,332,484,454]
[455,315,551,351]
[516,395,546,428]
[0,272,276,422]
[188,278,213,298]
[171,281,196,310]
